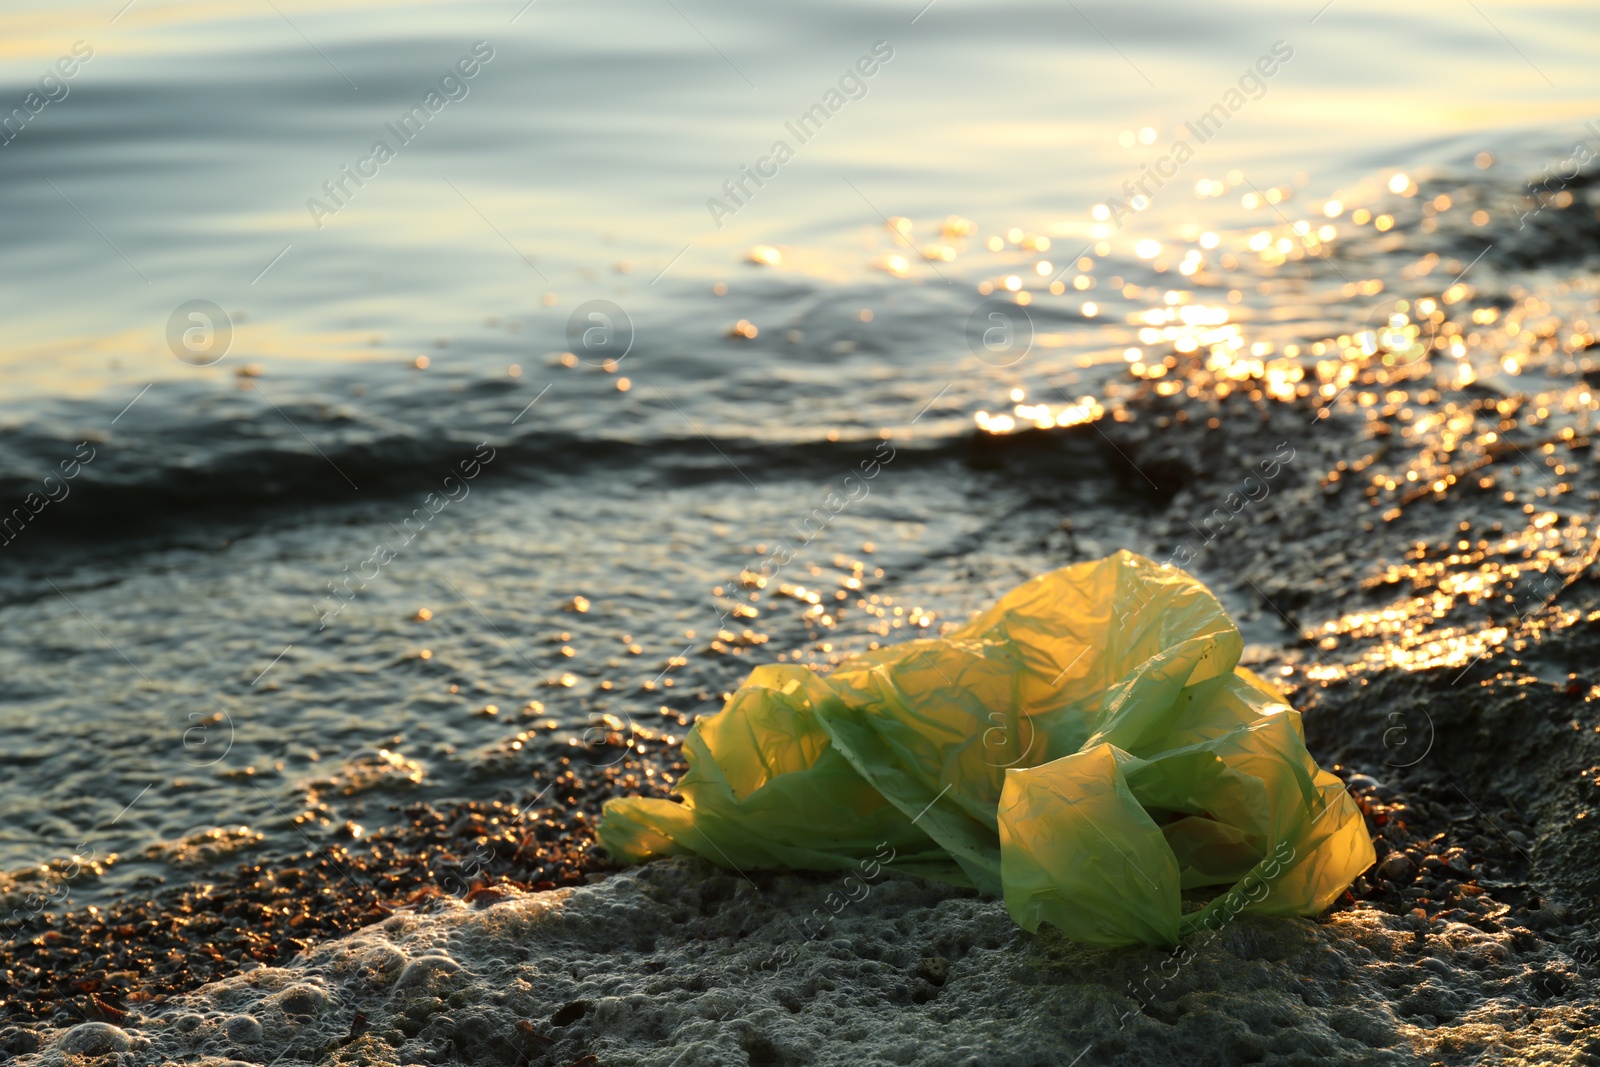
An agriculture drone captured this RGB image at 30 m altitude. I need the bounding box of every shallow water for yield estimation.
[2,0,1599,907]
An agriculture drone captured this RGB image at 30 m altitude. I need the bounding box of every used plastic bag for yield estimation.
[599,551,1374,946]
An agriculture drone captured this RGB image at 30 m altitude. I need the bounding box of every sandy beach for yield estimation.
[5,1,1600,1063]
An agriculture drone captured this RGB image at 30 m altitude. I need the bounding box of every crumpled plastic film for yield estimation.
[598,551,1375,945]
[595,663,949,874]
[998,744,1183,946]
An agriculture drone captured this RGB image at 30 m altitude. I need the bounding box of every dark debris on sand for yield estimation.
[1307,662,1600,969]
[0,735,685,1035]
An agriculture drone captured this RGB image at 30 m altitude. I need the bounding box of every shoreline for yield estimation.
[0,737,684,1034]
[9,345,1600,1059]
[5,615,1598,1062]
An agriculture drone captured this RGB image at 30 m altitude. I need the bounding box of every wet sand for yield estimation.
[0,735,684,1034]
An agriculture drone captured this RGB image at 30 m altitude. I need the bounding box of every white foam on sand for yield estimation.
[18,859,1595,1066]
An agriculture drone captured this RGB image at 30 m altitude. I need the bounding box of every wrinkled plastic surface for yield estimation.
[599,551,1375,945]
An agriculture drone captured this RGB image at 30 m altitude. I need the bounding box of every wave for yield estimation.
[0,384,1131,549]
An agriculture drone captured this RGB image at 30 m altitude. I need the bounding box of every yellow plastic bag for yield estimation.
[599,551,1374,946]
[598,663,948,874]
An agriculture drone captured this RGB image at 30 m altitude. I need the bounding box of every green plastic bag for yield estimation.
[599,551,1374,946]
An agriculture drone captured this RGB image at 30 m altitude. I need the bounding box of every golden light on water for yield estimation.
[867,178,1600,702]
[873,253,911,277]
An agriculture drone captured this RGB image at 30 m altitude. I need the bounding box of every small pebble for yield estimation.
[916,956,950,985]
[1377,852,1414,881]
[277,985,327,1018]
[57,1023,131,1057]
[395,954,462,993]
[224,1015,262,1044]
